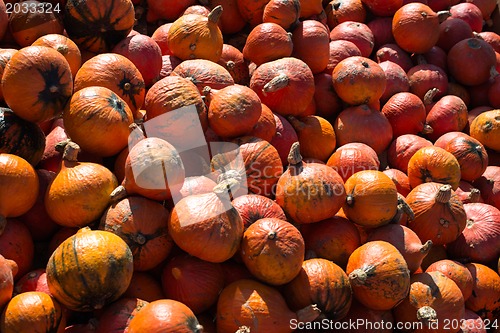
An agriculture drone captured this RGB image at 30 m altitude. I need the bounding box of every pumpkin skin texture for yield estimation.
[0,291,65,333]
[46,227,134,312]
[45,142,118,227]
[388,134,433,174]
[275,142,346,224]
[288,115,336,162]
[425,259,473,301]
[470,109,500,152]
[231,194,286,229]
[327,142,380,182]
[263,0,301,30]
[217,44,250,86]
[284,258,353,320]
[343,170,399,228]
[291,20,330,74]
[250,57,315,117]
[346,240,411,311]
[100,196,173,272]
[249,103,277,142]
[406,182,467,245]
[243,22,294,66]
[95,297,148,333]
[168,188,244,263]
[168,6,223,62]
[465,263,500,320]
[0,255,17,310]
[0,107,46,166]
[407,146,462,190]
[74,53,146,116]
[0,49,17,103]
[63,86,134,157]
[240,218,305,285]
[393,272,465,333]
[63,0,135,53]
[1,46,72,124]
[125,299,203,333]
[32,33,82,79]
[0,154,39,231]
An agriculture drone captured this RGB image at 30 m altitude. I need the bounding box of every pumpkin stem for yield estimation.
[346,194,354,206]
[213,174,241,200]
[208,5,223,24]
[263,73,289,96]
[423,88,439,106]
[226,60,235,70]
[467,188,481,203]
[437,10,452,23]
[349,267,374,285]
[420,124,433,135]
[435,184,452,203]
[398,194,415,221]
[236,326,251,333]
[62,141,81,162]
[419,240,433,255]
[110,185,128,203]
[194,324,204,333]
[268,231,277,240]
[466,218,474,229]
[416,306,438,324]
[55,139,72,153]
[287,142,303,166]
[133,233,147,245]
[202,85,212,98]
[296,304,322,323]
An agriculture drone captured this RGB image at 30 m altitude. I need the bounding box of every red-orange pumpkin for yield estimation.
[425,259,473,301]
[231,194,286,229]
[291,20,330,74]
[95,297,148,333]
[123,272,165,302]
[326,142,380,182]
[171,58,235,93]
[243,22,293,66]
[465,263,500,320]
[387,134,433,173]
[0,255,17,310]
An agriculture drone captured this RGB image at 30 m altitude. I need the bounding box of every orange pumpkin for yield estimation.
[125,299,203,333]
[343,170,399,228]
[240,218,305,285]
[407,146,462,190]
[406,182,467,245]
[470,109,500,152]
[326,142,380,182]
[338,299,394,333]
[249,103,277,142]
[171,58,235,93]
[291,20,330,74]
[231,194,286,229]
[46,227,134,311]
[425,259,473,301]
[32,33,82,78]
[0,49,17,102]
[243,23,293,66]
[393,272,465,333]
[200,0,247,34]
[236,0,269,26]
[0,219,34,279]
[325,0,366,29]
[284,258,353,320]
[346,240,411,311]
[123,272,165,302]
[388,134,433,174]
[383,168,411,197]
[168,6,224,62]
[216,279,320,333]
[100,196,173,271]
[0,255,17,310]
[465,263,500,320]
[275,142,346,224]
[0,154,39,232]
[263,0,301,30]
[0,291,65,333]
[288,115,336,162]
[217,44,250,86]
[95,297,148,333]
[1,46,72,123]
[64,0,135,53]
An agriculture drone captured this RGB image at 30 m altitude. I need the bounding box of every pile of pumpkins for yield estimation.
[0,0,500,332]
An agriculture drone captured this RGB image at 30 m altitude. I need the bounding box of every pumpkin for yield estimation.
[362,0,401,16]
[407,63,449,102]
[343,170,399,228]
[180,175,217,198]
[45,141,118,227]
[0,219,34,279]
[0,255,17,310]
[301,216,360,268]
[387,134,433,173]
[334,104,393,155]
[13,268,51,296]
[168,181,244,263]
[236,0,269,26]
[465,263,500,320]
[231,194,286,229]
[0,49,17,102]
[125,299,203,333]
[325,0,366,29]
[407,146,462,190]
[375,43,413,72]
[200,0,247,34]
[240,218,304,285]
[211,136,283,198]
[455,180,483,204]
[1,46,72,123]
[158,55,183,80]
[329,21,375,58]
[263,0,300,30]
[379,60,411,104]
[63,86,134,157]
[436,18,474,52]
[0,154,39,232]
[338,299,394,333]
[46,227,133,311]
[284,258,352,320]
[473,166,500,209]
[63,0,135,53]
[406,182,467,245]
[470,109,500,152]
[393,272,465,333]
[32,33,82,78]
[460,309,488,333]
[275,142,346,224]
[270,113,299,165]
[249,103,277,142]
[332,56,386,106]
[123,272,165,302]
[205,84,262,139]
[383,168,411,197]
[0,291,65,333]
[291,20,330,74]
[446,203,500,264]
[449,2,483,32]
[151,23,173,56]
[110,136,186,202]
[0,107,46,166]
[435,132,489,182]
[287,115,336,162]
[381,92,428,137]
[326,142,380,183]
[243,23,293,66]
[425,259,473,301]
[95,297,148,333]
[313,72,343,119]
[249,57,315,117]
[146,0,196,22]
[346,240,411,311]
[0,0,7,40]
[392,3,446,54]
[216,279,320,333]
[100,196,173,271]
[167,6,223,62]
[326,40,362,74]
[217,44,249,85]
[161,254,225,314]
[171,58,235,94]
[425,95,469,141]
